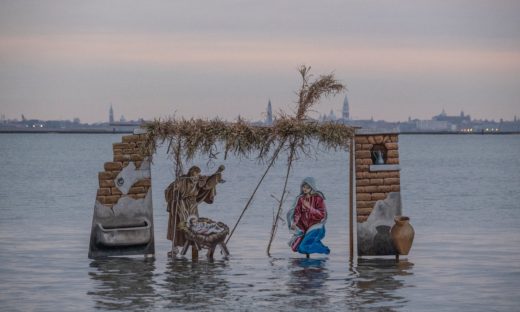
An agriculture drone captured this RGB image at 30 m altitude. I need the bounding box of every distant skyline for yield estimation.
[2,103,517,124]
[1,1,519,123]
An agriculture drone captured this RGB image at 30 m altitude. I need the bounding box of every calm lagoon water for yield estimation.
[0,133,519,311]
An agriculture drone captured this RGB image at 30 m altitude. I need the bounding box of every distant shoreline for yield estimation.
[0,129,134,134]
[1,129,519,135]
[400,131,520,135]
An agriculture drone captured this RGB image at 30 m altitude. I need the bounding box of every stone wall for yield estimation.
[354,132,402,256]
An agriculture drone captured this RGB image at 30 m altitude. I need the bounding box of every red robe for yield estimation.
[293,194,326,232]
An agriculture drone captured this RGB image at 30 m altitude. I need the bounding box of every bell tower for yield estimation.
[342,96,350,120]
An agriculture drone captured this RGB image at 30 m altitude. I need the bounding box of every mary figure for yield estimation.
[287,177,330,256]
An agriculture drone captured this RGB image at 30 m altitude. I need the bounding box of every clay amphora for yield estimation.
[390,216,415,255]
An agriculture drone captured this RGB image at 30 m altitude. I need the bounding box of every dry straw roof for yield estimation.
[142,117,356,162]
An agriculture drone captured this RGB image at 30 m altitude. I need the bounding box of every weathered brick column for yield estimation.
[89,132,155,258]
[354,131,402,256]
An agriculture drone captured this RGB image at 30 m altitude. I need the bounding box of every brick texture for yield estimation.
[95,134,151,208]
[354,133,400,223]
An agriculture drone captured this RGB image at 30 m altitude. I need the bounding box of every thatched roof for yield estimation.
[142,117,355,163]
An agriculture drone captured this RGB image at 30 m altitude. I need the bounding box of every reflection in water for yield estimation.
[84,256,415,311]
[84,255,415,310]
[348,258,414,311]
[161,258,229,310]
[286,258,330,309]
[87,258,157,311]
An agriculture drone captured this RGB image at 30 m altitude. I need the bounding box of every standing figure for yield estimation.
[165,165,225,256]
[287,177,330,256]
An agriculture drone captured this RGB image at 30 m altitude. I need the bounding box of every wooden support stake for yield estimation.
[226,140,286,244]
[267,141,295,256]
[349,136,355,261]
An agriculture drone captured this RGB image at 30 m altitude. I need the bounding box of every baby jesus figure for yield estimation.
[187,215,225,235]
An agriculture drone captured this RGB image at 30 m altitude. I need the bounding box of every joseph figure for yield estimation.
[165,165,225,256]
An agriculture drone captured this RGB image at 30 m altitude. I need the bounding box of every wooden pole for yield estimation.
[267,142,295,256]
[349,136,355,261]
[171,140,182,257]
[226,140,286,244]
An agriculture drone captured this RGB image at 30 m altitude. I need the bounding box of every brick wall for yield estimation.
[355,133,400,222]
[96,134,151,208]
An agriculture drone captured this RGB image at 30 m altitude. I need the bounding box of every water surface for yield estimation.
[0,134,519,311]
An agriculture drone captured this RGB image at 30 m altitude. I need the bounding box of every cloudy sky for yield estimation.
[1,0,519,123]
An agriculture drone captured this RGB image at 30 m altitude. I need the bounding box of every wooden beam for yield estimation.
[349,136,355,261]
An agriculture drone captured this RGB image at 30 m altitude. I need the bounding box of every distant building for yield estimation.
[266,99,273,125]
[342,95,350,120]
[320,110,337,122]
[415,119,450,131]
[328,110,336,121]
[109,105,114,123]
[109,119,144,132]
[432,109,470,130]
[499,118,520,132]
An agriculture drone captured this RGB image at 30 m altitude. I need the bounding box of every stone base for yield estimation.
[88,189,155,259]
[357,192,402,256]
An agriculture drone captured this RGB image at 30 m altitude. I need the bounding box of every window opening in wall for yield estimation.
[371,143,387,165]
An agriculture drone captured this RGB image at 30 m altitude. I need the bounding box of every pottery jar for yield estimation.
[390,216,415,255]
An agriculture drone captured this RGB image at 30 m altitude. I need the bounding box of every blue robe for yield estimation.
[287,177,330,255]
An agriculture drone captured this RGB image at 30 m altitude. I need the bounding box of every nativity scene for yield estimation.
[88,65,412,262]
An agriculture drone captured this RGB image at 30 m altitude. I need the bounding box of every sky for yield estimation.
[1,0,519,123]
